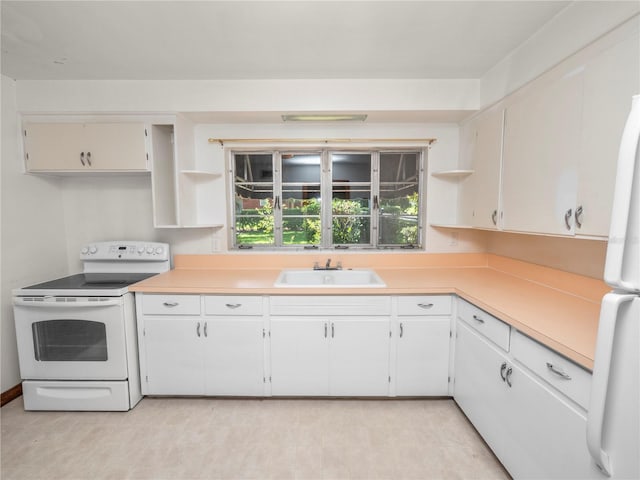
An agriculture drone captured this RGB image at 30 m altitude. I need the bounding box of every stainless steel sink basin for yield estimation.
[274,269,386,288]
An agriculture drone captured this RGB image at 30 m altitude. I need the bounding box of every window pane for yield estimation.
[32,320,107,361]
[234,153,274,246]
[235,186,274,246]
[281,153,322,245]
[332,216,371,245]
[332,153,371,182]
[379,152,421,245]
[234,153,273,182]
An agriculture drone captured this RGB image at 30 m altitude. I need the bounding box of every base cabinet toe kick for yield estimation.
[135,293,603,479]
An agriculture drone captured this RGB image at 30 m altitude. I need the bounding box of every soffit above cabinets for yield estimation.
[1,1,569,81]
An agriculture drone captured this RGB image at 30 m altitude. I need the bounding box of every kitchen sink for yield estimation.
[274,269,386,288]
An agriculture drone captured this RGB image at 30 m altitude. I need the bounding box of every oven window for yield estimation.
[32,320,108,361]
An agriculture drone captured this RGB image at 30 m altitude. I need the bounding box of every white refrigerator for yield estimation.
[587,94,640,479]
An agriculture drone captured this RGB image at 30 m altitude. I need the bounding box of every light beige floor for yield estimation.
[1,397,511,480]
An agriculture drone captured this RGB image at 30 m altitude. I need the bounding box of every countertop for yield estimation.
[130,253,609,370]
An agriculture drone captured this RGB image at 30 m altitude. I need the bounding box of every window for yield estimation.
[231,149,425,249]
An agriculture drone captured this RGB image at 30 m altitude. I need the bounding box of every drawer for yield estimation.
[204,296,263,316]
[141,294,201,315]
[511,330,591,409]
[270,296,391,316]
[397,295,451,316]
[457,299,510,351]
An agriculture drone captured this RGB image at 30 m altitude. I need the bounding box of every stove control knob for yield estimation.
[155,246,164,255]
[146,246,154,254]
[81,246,89,255]
[89,246,97,254]
[137,246,145,254]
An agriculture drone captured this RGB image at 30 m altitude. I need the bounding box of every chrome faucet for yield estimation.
[313,258,342,270]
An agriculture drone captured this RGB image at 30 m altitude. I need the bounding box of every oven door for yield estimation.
[13,296,128,380]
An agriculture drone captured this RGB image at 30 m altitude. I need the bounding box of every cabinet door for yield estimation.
[142,317,204,395]
[203,318,264,396]
[83,123,148,171]
[329,318,390,396]
[502,70,583,235]
[396,317,450,396]
[454,321,514,465]
[24,123,86,171]
[270,317,329,396]
[505,363,601,479]
[470,107,504,230]
[577,35,640,237]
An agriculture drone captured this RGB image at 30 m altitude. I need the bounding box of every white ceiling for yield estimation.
[1,1,572,81]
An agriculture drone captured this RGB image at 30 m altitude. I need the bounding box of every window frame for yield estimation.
[229,147,426,250]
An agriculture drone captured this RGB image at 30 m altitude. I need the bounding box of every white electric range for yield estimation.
[12,241,170,411]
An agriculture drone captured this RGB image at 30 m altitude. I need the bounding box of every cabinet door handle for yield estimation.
[225,303,241,309]
[564,208,573,230]
[163,301,179,307]
[80,152,86,166]
[324,323,328,338]
[417,303,434,309]
[196,322,201,337]
[500,362,507,381]
[86,151,92,166]
[331,322,335,338]
[472,314,485,324]
[546,362,571,380]
[399,322,404,338]
[491,210,498,226]
[505,367,513,387]
[575,205,583,229]
[203,322,208,338]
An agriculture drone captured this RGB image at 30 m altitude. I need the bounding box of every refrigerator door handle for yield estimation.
[587,293,636,477]
[604,95,640,290]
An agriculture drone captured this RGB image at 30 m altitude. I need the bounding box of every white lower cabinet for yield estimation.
[203,318,265,396]
[395,296,452,396]
[270,318,330,396]
[270,316,391,396]
[454,304,601,479]
[143,317,205,395]
[137,294,265,396]
[269,296,392,396]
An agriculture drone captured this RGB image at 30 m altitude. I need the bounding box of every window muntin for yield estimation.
[231,149,424,249]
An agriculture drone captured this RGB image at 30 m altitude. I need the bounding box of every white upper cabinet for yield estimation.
[576,35,640,237]
[502,69,584,236]
[453,24,639,239]
[458,106,505,230]
[24,122,150,172]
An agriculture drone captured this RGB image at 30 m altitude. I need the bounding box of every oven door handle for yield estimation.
[13,297,123,308]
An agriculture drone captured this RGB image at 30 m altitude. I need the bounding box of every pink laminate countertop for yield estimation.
[130,254,608,370]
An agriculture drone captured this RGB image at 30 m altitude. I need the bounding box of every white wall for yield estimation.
[480,3,640,107]
[0,75,68,392]
[195,121,487,253]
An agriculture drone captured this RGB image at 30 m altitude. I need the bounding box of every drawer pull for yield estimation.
[225,303,242,309]
[472,314,485,324]
[163,301,179,307]
[546,362,572,380]
[500,362,508,381]
[417,303,434,309]
[505,367,513,387]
